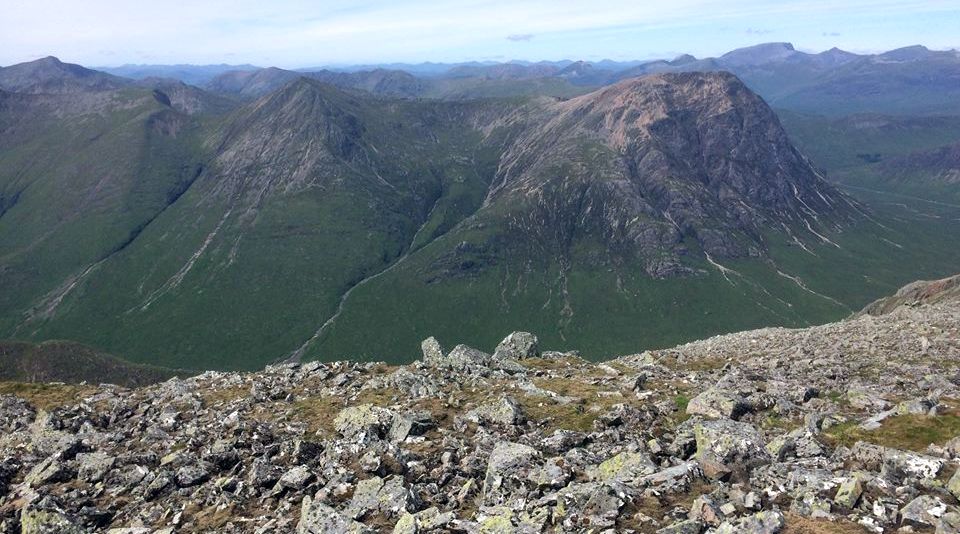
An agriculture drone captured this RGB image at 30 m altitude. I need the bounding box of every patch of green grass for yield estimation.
[0,381,96,410]
[824,415,960,452]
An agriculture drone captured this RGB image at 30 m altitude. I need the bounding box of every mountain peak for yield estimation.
[489,70,857,275]
[0,56,127,94]
[720,42,798,66]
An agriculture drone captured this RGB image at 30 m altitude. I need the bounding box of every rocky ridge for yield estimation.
[1,276,960,532]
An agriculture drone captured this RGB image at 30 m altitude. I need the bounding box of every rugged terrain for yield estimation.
[4,54,960,369]
[1,275,959,532]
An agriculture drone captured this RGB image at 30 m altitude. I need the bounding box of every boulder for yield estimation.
[298,495,374,534]
[714,510,785,533]
[848,441,943,479]
[278,465,314,491]
[20,508,89,534]
[494,332,540,360]
[420,337,444,364]
[948,469,960,500]
[833,473,864,509]
[76,452,115,483]
[656,519,704,533]
[694,419,770,468]
[555,481,630,529]
[392,507,454,534]
[592,451,657,483]
[334,404,398,441]
[346,475,414,520]
[686,387,750,420]
[465,396,526,426]
[175,464,210,487]
[482,442,541,506]
[900,494,948,527]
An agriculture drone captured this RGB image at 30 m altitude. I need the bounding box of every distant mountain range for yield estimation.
[82,42,960,115]
[2,45,960,370]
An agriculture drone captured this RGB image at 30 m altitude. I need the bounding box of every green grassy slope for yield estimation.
[0,339,186,386]
[8,83,505,370]
[306,188,960,362]
[779,111,960,204]
[0,89,209,336]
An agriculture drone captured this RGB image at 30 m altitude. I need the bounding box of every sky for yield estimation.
[2,0,959,68]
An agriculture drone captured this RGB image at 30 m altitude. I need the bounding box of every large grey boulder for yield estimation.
[494,332,540,360]
[686,387,751,420]
[482,441,541,506]
[20,508,90,534]
[420,337,444,364]
[555,481,631,530]
[346,475,414,520]
[333,404,398,441]
[694,419,770,468]
[848,441,943,479]
[591,451,657,483]
[714,510,785,533]
[298,495,374,534]
[465,396,526,426]
[900,495,949,527]
[438,344,493,370]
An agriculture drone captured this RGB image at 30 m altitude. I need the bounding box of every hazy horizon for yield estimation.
[2,0,959,69]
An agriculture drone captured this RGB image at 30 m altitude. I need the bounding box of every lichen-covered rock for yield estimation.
[833,473,864,509]
[439,344,492,370]
[790,490,832,519]
[656,518,704,533]
[900,494,949,527]
[334,404,398,441]
[494,332,540,360]
[346,475,414,520]
[848,441,943,479]
[392,507,453,534]
[420,337,444,364]
[592,450,657,483]
[20,508,89,534]
[694,418,770,468]
[175,464,210,487]
[686,387,750,420]
[555,481,630,529]
[278,465,315,490]
[298,495,375,534]
[24,456,70,487]
[482,441,541,506]
[465,396,526,426]
[714,509,785,533]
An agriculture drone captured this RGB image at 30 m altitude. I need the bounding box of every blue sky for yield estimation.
[2,0,959,67]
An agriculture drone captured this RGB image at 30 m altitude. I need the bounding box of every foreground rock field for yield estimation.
[2,276,960,533]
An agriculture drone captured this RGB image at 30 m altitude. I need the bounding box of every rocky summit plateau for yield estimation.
[1,274,960,533]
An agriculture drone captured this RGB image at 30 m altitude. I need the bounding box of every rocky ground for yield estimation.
[2,276,960,533]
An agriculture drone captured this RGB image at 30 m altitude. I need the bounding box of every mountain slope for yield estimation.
[11,79,500,369]
[4,65,960,369]
[0,85,209,344]
[0,340,186,386]
[206,67,425,98]
[304,74,960,362]
[0,56,129,93]
[857,273,960,317]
